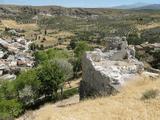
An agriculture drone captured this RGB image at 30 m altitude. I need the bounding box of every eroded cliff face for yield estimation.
[80,37,144,99]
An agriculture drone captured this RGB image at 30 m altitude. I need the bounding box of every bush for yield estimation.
[34,51,48,64]
[0,99,23,119]
[127,33,144,45]
[14,69,41,105]
[141,27,160,43]
[141,89,159,100]
[34,49,70,64]
[74,41,91,58]
[0,81,16,100]
[0,112,13,120]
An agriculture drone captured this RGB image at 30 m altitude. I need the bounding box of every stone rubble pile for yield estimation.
[80,37,144,99]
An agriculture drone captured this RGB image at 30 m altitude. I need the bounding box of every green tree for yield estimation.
[55,59,73,90]
[37,60,65,97]
[69,58,82,78]
[46,49,70,60]
[74,41,91,58]
[55,59,73,80]
[73,41,91,76]
[44,29,47,35]
[68,39,77,50]
[34,51,48,64]
[14,69,41,105]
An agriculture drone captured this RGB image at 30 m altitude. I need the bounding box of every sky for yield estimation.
[0,0,160,8]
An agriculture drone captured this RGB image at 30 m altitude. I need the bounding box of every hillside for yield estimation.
[0,4,160,21]
[17,74,160,120]
[0,3,160,120]
[0,5,124,17]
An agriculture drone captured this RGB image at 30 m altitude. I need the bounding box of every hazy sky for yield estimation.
[0,0,160,7]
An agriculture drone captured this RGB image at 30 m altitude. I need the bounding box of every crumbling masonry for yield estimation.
[80,37,144,99]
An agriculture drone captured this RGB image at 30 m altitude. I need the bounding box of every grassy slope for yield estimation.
[17,75,160,120]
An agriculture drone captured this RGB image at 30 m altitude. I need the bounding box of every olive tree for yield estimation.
[37,59,73,97]
[14,69,41,105]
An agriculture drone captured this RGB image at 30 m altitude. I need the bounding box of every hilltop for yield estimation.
[17,74,160,120]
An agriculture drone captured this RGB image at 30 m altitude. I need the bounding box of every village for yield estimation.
[0,37,34,80]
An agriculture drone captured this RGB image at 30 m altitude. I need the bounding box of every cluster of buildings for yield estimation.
[0,37,34,80]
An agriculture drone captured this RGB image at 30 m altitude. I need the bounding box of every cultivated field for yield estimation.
[1,20,38,30]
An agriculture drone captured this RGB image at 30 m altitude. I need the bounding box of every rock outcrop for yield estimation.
[80,37,144,99]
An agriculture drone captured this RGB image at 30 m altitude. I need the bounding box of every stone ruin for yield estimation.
[79,37,144,99]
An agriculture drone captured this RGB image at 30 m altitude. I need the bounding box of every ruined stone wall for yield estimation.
[80,52,115,99]
[80,37,144,99]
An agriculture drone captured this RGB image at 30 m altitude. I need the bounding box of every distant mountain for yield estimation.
[136,4,160,10]
[112,2,149,9]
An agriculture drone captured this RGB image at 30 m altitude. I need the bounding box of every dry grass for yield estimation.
[137,22,160,31]
[35,31,74,47]
[17,75,160,120]
[1,20,38,30]
[0,21,4,31]
[0,19,74,47]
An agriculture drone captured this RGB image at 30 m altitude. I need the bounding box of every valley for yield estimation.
[0,3,160,120]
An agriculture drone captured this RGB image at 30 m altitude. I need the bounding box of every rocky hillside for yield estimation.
[0,5,124,17]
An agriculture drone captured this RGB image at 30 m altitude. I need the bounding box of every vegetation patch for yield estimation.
[141,89,159,100]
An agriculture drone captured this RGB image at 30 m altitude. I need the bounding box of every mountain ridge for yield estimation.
[112,2,149,9]
[135,4,160,10]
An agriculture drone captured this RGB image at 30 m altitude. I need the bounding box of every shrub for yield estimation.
[127,33,144,45]
[0,99,23,119]
[141,89,159,100]
[14,69,41,105]
[0,81,16,100]
[34,49,70,64]
[74,41,91,58]
[68,39,77,50]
